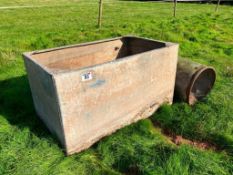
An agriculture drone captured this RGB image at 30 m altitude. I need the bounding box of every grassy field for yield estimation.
[0,0,233,174]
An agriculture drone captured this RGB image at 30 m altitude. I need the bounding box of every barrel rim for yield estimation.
[186,66,216,105]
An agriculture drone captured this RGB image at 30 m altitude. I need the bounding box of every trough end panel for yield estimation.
[166,44,179,104]
[23,56,66,148]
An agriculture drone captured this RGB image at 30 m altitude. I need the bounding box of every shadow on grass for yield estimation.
[0,75,60,145]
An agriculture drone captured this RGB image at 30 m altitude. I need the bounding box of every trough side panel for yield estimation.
[23,57,66,148]
[32,40,124,66]
[54,44,179,154]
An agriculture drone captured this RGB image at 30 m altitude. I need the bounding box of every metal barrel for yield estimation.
[175,58,216,105]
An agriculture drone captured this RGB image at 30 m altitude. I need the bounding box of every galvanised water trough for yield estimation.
[23,36,179,155]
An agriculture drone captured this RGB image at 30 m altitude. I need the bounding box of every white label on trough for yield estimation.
[81,72,93,81]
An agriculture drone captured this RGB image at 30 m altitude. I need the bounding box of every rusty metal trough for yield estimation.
[23,36,179,155]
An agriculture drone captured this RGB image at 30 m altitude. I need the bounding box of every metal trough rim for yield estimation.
[23,36,179,75]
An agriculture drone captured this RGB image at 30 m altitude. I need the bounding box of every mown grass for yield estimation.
[0,1,233,174]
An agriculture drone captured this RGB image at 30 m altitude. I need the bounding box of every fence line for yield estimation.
[0,1,224,27]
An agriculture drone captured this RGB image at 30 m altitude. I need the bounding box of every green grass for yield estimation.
[0,1,233,174]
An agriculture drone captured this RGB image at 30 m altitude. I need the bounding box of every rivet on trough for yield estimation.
[175,58,216,105]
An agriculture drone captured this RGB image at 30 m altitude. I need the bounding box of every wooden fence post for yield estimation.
[173,0,177,17]
[98,0,103,28]
[215,0,221,12]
